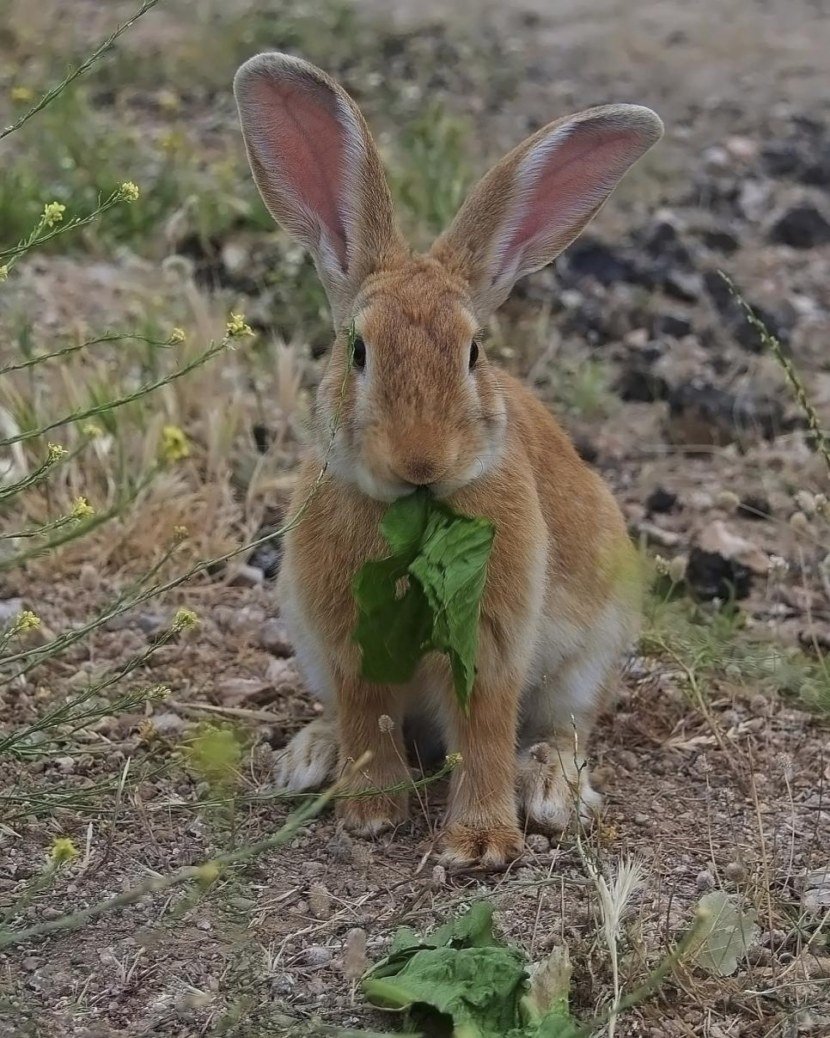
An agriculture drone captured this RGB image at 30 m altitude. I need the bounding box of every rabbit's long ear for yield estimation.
[432,104,663,320]
[234,53,403,324]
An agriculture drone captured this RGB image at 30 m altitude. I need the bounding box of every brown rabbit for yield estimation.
[234,53,662,865]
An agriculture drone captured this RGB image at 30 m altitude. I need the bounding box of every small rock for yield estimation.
[653,312,693,339]
[258,618,293,657]
[699,225,740,254]
[150,712,189,737]
[666,380,786,447]
[563,236,646,286]
[264,656,301,692]
[686,548,752,601]
[696,869,716,891]
[227,564,264,588]
[431,864,447,887]
[661,269,703,302]
[646,487,678,514]
[0,598,24,626]
[247,524,283,579]
[725,861,747,883]
[615,348,670,402]
[769,204,830,249]
[55,757,76,774]
[525,833,550,854]
[220,678,273,706]
[327,831,354,863]
[634,813,650,827]
[302,945,333,967]
[696,520,770,574]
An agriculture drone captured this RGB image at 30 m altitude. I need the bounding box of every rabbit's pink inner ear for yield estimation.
[243,72,358,270]
[493,123,651,282]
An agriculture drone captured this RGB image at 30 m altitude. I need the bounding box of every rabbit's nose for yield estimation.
[403,458,440,486]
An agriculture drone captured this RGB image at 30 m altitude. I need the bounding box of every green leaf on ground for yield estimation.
[691,890,760,977]
[362,904,577,1038]
[352,489,494,710]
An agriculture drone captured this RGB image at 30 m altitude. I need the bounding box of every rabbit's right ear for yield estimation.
[234,54,403,325]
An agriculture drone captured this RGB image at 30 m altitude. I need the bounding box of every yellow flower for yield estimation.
[148,684,172,702]
[11,610,41,635]
[11,85,35,104]
[160,424,190,462]
[445,752,463,768]
[196,861,221,885]
[172,525,189,543]
[172,607,199,632]
[70,496,95,520]
[49,837,78,865]
[46,443,68,464]
[0,265,8,282]
[118,181,140,203]
[82,422,103,438]
[168,327,186,345]
[226,313,254,338]
[41,201,66,227]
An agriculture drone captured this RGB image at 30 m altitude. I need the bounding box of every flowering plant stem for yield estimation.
[0,754,370,951]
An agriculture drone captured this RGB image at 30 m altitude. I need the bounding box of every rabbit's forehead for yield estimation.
[357,291,477,350]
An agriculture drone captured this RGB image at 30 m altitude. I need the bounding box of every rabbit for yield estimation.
[234,52,662,865]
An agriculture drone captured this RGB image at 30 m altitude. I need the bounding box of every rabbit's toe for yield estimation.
[273,719,338,792]
[440,823,524,868]
[518,743,602,833]
[337,791,409,838]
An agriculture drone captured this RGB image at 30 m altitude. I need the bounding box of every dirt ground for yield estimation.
[1,0,829,1035]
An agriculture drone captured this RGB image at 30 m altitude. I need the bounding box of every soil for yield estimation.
[1,1,829,1036]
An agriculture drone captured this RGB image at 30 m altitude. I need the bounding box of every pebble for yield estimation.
[724,861,747,883]
[769,203,830,249]
[525,833,550,854]
[258,618,293,656]
[696,869,716,891]
[303,945,333,966]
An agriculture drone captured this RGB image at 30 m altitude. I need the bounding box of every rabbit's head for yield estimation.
[234,54,662,501]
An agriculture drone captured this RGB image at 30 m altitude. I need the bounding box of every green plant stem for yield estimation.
[570,909,712,1037]
[0,754,370,950]
[1,191,132,266]
[0,332,174,376]
[0,337,233,448]
[0,0,161,142]
[720,272,830,475]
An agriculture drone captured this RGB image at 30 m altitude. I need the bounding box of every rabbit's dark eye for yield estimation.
[352,335,366,370]
[469,340,479,370]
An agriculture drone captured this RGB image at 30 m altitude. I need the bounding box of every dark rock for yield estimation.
[702,271,795,353]
[641,218,694,267]
[653,312,693,338]
[698,225,740,254]
[646,487,678,514]
[252,424,274,454]
[768,204,830,249]
[562,236,646,286]
[738,494,772,520]
[661,269,703,302]
[614,353,670,403]
[801,143,830,187]
[760,141,805,178]
[666,380,787,448]
[247,524,284,580]
[686,547,752,601]
[573,436,598,464]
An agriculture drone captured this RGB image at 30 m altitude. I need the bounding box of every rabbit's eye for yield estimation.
[352,336,366,370]
[469,340,479,370]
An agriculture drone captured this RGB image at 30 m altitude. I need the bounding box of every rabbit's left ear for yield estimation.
[432,104,663,320]
[234,53,403,325]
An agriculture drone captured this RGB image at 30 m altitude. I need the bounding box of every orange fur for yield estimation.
[234,52,661,863]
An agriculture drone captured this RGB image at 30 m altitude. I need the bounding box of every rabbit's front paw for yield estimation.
[440,823,524,868]
[517,743,602,833]
[336,785,409,838]
[273,718,338,792]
